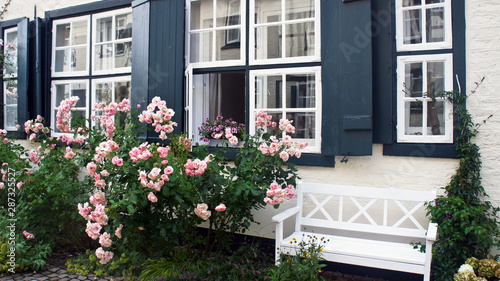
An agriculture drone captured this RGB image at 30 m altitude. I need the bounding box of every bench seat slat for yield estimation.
[280,232,426,274]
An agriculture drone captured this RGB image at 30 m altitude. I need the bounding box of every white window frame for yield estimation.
[91,76,131,127]
[3,81,18,131]
[3,27,18,131]
[185,0,246,68]
[3,27,18,79]
[397,54,453,143]
[92,8,133,75]
[249,0,321,65]
[50,80,90,137]
[249,66,322,153]
[396,0,452,52]
[51,15,91,77]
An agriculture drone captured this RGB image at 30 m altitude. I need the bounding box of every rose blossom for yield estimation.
[194,203,211,220]
[215,204,226,212]
[112,156,123,166]
[23,231,35,240]
[147,192,158,203]
[86,221,102,240]
[78,202,92,220]
[99,232,112,248]
[115,224,123,239]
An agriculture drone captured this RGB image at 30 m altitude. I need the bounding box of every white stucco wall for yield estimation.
[465,0,500,208]
[1,0,499,240]
[0,0,99,21]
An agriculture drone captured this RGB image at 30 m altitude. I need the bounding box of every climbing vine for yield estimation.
[426,78,500,280]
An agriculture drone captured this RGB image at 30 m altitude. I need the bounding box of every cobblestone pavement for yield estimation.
[0,255,121,281]
[0,256,384,281]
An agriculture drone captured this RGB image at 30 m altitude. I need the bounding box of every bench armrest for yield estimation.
[272,206,301,223]
[426,222,438,242]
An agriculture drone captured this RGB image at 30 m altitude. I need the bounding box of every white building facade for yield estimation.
[0,0,498,241]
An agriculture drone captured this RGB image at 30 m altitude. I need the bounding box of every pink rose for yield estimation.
[23,231,35,240]
[112,156,123,166]
[99,232,112,248]
[215,204,226,212]
[147,192,158,203]
[115,224,123,239]
[194,203,211,220]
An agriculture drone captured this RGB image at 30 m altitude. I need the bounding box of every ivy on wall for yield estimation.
[426,78,500,280]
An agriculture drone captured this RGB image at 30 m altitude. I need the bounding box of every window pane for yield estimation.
[406,101,423,135]
[403,9,422,44]
[116,13,132,39]
[427,61,444,96]
[190,32,213,63]
[426,7,444,43]
[285,0,314,20]
[216,30,241,61]
[72,47,87,72]
[96,17,113,43]
[255,0,281,23]
[72,85,87,107]
[285,22,315,58]
[265,112,282,135]
[71,110,86,121]
[6,105,17,128]
[55,49,70,72]
[95,82,113,104]
[190,0,213,30]
[56,84,70,106]
[5,31,17,49]
[72,21,88,45]
[255,25,282,60]
[403,0,421,7]
[56,24,70,47]
[95,44,113,70]
[426,0,444,4]
[427,100,444,135]
[115,81,131,102]
[115,42,132,68]
[287,112,315,139]
[256,75,282,109]
[405,62,423,97]
[217,0,240,27]
[5,89,17,104]
[286,74,315,108]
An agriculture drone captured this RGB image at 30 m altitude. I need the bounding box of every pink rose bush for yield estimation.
[23,231,35,240]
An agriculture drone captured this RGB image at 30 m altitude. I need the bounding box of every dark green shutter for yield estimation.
[17,18,29,134]
[132,0,185,139]
[321,0,373,156]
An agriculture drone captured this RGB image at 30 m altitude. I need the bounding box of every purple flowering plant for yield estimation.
[198,116,246,143]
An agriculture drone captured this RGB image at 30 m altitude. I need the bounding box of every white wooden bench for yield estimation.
[272,181,438,281]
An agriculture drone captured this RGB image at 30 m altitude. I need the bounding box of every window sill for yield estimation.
[383,143,458,158]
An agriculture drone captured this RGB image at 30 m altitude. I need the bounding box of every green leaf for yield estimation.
[127,205,136,216]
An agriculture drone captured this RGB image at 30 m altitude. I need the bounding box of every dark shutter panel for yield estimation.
[17,17,29,134]
[372,0,394,144]
[321,0,372,156]
[33,18,45,120]
[132,0,185,140]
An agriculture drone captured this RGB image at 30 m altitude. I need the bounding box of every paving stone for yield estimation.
[78,276,88,280]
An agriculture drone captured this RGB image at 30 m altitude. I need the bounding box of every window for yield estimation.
[250,67,322,153]
[50,7,132,136]
[51,80,89,135]
[396,0,452,51]
[3,27,18,130]
[92,76,131,128]
[187,0,246,67]
[93,8,132,74]
[395,0,454,144]
[52,16,90,77]
[185,0,321,152]
[397,54,453,143]
[250,0,320,64]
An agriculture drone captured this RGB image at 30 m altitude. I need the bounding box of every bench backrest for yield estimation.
[295,182,437,239]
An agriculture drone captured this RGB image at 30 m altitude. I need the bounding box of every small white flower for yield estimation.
[458,264,474,274]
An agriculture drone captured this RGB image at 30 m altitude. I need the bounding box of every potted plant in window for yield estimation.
[198,116,246,147]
